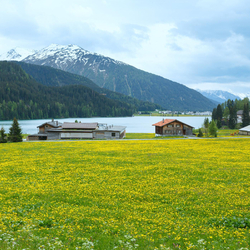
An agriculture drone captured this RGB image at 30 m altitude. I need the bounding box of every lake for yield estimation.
[0,116,209,134]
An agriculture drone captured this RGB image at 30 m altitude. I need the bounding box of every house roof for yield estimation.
[239,125,250,132]
[37,121,62,128]
[62,122,98,130]
[152,119,175,127]
[152,119,194,128]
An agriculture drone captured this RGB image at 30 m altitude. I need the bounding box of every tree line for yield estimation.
[211,98,250,129]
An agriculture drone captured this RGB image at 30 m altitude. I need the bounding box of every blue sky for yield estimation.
[1,0,250,95]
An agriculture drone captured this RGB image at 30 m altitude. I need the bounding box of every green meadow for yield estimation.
[0,138,250,249]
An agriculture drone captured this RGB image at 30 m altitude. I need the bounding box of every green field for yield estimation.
[1,138,250,249]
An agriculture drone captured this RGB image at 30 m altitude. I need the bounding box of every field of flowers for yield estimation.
[1,138,250,249]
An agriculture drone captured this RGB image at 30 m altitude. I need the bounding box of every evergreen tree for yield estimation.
[197,128,203,137]
[212,108,217,121]
[203,117,209,137]
[217,104,223,129]
[209,120,218,137]
[228,105,237,129]
[223,106,230,126]
[242,102,250,127]
[8,118,23,142]
[0,126,7,143]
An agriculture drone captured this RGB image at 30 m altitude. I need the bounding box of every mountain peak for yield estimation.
[0,47,36,61]
[23,44,126,72]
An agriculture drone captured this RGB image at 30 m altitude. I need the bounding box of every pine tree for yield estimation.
[217,104,223,129]
[242,102,250,127]
[8,118,23,142]
[0,126,7,143]
[212,108,217,121]
[228,106,237,129]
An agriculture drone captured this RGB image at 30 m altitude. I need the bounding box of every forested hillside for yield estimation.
[0,61,135,120]
[15,61,161,111]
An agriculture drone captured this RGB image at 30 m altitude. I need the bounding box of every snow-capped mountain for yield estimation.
[197,90,241,104]
[23,44,125,71]
[21,44,216,111]
[0,48,36,61]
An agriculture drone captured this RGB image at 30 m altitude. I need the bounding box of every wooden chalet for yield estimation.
[152,119,194,136]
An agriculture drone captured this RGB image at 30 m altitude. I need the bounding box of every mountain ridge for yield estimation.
[1,44,216,111]
[197,89,241,104]
[20,44,216,111]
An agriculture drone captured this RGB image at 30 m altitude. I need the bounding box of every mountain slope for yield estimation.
[22,44,216,111]
[197,90,241,104]
[0,61,135,120]
[15,61,161,111]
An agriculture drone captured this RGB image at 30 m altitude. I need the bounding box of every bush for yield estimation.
[197,128,203,137]
[0,126,7,143]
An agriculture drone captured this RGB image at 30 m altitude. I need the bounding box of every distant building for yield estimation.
[27,120,126,140]
[152,119,194,136]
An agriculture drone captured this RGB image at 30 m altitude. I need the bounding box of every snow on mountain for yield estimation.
[0,47,36,61]
[23,44,126,70]
[235,92,250,100]
[197,89,241,103]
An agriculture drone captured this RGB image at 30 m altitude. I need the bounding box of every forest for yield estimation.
[0,61,136,120]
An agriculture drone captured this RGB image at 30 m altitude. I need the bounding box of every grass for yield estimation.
[1,139,250,249]
[125,133,156,139]
[126,130,243,139]
[216,129,240,137]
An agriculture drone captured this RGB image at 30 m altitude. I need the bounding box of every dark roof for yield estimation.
[37,121,62,128]
[62,122,98,130]
[152,119,193,128]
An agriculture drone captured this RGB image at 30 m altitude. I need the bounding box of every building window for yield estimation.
[112,132,116,137]
[165,130,171,134]
[167,124,173,127]
[176,124,180,127]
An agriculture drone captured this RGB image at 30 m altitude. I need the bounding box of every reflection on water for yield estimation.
[0,116,209,134]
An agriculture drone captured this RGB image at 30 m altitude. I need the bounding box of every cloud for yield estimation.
[1,0,250,94]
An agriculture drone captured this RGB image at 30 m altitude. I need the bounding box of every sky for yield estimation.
[0,0,250,96]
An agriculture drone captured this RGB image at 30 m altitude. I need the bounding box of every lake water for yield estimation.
[0,116,209,134]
